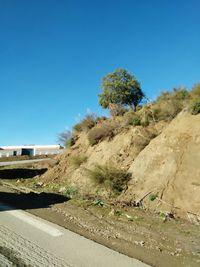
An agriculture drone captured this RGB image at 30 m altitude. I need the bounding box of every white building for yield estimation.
[0,145,62,158]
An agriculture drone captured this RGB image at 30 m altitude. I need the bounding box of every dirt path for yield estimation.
[0,184,200,267]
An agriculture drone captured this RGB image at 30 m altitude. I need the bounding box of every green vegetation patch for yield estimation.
[190,99,200,115]
[73,114,97,132]
[87,121,118,146]
[86,164,131,194]
[149,193,158,201]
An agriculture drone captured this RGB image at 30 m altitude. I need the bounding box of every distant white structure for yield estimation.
[0,145,62,158]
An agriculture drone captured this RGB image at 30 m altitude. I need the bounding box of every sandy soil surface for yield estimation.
[0,183,200,267]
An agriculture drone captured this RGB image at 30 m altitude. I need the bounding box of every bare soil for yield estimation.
[0,182,200,267]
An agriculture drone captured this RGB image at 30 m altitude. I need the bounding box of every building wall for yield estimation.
[0,146,62,157]
[34,148,61,156]
[0,149,21,158]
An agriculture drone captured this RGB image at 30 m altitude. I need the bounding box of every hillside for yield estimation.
[41,120,166,196]
[2,88,200,266]
[122,111,200,221]
[40,109,200,222]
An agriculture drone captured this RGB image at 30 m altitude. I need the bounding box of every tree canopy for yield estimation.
[99,69,144,111]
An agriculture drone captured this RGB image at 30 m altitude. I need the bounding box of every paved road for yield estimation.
[0,202,151,267]
[0,158,51,167]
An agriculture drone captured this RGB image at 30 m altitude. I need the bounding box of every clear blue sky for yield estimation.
[0,0,200,145]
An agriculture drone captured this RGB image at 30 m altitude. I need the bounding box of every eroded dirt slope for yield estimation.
[123,111,200,221]
[41,123,163,195]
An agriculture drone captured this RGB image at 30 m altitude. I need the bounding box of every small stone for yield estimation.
[139,241,145,246]
[59,186,66,193]
[156,246,162,252]
[35,181,43,187]
[115,233,120,238]
[109,209,115,216]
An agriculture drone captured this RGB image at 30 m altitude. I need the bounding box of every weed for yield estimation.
[65,137,76,148]
[141,118,149,127]
[114,210,124,216]
[190,99,200,115]
[191,182,200,186]
[190,83,200,99]
[70,155,88,168]
[149,193,157,201]
[125,114,141,126]
[73,114,97,132]
[64,186,77,199]
[132,117,141,126]
[86,164,131,194]
[92,199,105,207]
[87,121,118,146]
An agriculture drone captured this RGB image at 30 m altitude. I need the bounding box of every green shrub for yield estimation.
[123,110,141,126]
[190,84,200,99]
[152,99,182,121]
[73,123,82,132]
[149,193,157,201]
[152,88,190,121]
[86,164,131,194]
[73,114,97,132]
[190,99,200,115]
[140,117,149,127]
[65,137,76,148]
[70,154,88,168]
[132,117,141,126]
[125,115,141,126]
[92,199,105,207]
[64,186,77,199]
[87,121,118,146]
[172,88,190,101]
[95,116,107,123]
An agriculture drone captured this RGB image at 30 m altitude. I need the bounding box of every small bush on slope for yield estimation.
[86,164,131,194]
[87,121,118,145]
[152,88,190,121]
[65,137,76,148]
[190,83,200,99]
[73,114,97,132]
[70,155,88,168]
[190,99,200,115]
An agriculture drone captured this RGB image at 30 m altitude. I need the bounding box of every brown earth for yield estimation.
[40,120,166,197]
[0,183,200,267]
[123,111,200,222]
[1,110,200,266]
[40,111,200,222]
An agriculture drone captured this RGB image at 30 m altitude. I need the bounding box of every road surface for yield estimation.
[0,158,51,167]
[0,202,151,267]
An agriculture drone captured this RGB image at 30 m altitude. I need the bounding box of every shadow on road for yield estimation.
[0,191,69,211]
[0,168,47,179]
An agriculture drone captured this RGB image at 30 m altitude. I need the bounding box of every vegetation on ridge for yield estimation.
[58,70,200,149]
